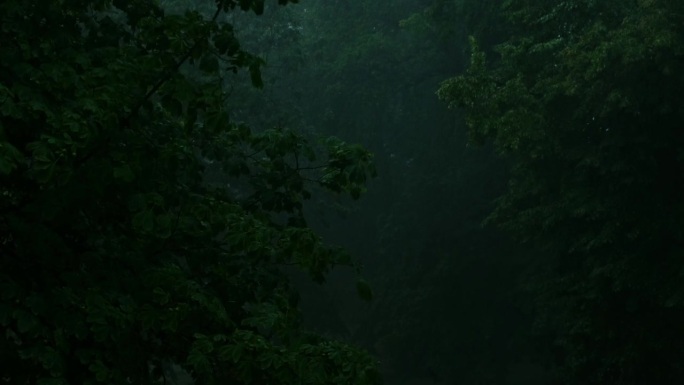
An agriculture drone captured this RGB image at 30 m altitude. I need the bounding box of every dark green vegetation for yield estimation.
[439,1,684,383]
[2,0,683,384]
[0,0,378,384]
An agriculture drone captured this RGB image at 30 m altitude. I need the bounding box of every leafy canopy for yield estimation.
[438,0,684,383]
[0,0,379,384]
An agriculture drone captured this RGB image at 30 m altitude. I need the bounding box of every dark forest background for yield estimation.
[2,1,683,384]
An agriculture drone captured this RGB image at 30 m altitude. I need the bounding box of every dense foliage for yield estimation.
[439,0,684,383]
[0,0,379,384]
[4,0,683,384]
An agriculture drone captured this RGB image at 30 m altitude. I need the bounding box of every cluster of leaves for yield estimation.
[0,0,379,384]
[439,0,684,383]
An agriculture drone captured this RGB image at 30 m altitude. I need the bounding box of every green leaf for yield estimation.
[88,360,109,382]
[153,287,170,305]
[127,193,146,212]
[14,309,40,334]
[218,343,243,363]
[26,293,48,315]
[155,213,173,239]
[187,348,212,375]
[36,346,63,374]
[0,141,23,175]
[132,210,155,233]
[113,164,134,182]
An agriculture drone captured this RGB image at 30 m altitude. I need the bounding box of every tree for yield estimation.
[439,0,684,383]
[0,0,379,384]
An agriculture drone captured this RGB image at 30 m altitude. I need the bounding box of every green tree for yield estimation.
[0,0,379,384]
[439,0,684,383]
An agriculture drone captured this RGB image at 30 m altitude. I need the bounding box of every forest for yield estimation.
[1,0,683,384]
